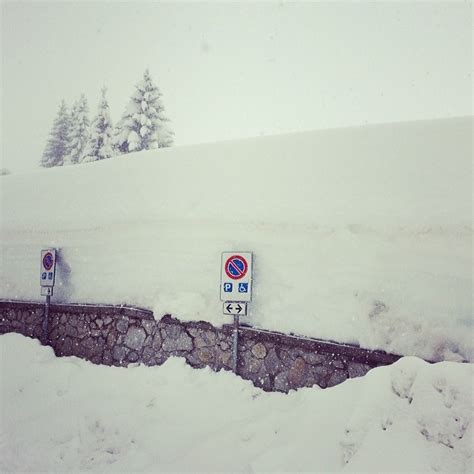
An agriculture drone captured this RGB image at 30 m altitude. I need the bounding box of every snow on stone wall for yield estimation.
[0,301,400,392]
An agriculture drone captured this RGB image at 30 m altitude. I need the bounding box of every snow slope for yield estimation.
[0,334,472,472]
[1,117,472,361]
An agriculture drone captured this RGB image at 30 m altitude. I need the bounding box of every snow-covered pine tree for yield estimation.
[114,69,173,154]
[40,100,71,168]
[64,94,90,165]
[82,87,114,163]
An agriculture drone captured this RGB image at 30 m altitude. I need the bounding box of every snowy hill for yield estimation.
[1,334,472,472]
[1,117,472,361]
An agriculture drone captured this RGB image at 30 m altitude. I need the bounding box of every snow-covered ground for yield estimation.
[1,117,472,361]
[0,334,472,473]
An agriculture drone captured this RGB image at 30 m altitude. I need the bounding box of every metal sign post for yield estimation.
[40,249,57,345]
[232,314,239,373]
[220,252,253,374]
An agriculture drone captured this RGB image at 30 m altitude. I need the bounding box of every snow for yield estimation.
[1,117,472,361]
[0,334,472,472]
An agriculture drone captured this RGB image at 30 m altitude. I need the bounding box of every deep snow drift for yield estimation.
[1,117,472,361]
[0,334,472,472]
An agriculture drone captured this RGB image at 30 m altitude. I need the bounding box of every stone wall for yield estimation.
[0,300,400,392]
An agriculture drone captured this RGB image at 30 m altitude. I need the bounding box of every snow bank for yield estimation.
[1,334,472,472]
[1,117,472,361]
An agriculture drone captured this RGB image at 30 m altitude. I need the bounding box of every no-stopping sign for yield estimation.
[225,255,248,280]
[220,252,252,302]
[40,249,57,288]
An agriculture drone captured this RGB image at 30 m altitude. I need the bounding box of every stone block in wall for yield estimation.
[327,369,349,388]
[116,318,129,334]
[301,352,327,365]
[124,326,146,351]
[162,329,193,352]
[112,345,129,365]
[288,357,308,387]
[214,346,232,370]
[141,320,156,336]
[347,361,372,378]
[251,342,267,359]
[264,348,284,377]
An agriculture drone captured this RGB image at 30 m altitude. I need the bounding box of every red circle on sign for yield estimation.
[225,255,248,280]
[43,252,54,271]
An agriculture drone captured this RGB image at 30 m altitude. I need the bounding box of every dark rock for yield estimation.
[264,348,283,376]
[124,326,146,351]
[253,373,272,391]
[116,318,129,334]
[196,348,214,365]
[248,357,263,373]
[327,369,348,387]
[142,346,158,366]
[162,324,182,339]
[81,336,103,357]
[215,349,232,369]
[331,359,346,370]
[302,352,327,365]
[57,336,73,356]
[49,327,60,341]
[127,351,139,363]
[274,372,290,392]
[162,332,193,352]
[152,332,162,350]
[288,357,307,387]
[142,320,156,336]
[347,361,371,378]
[65,324,78,338]
[312,365,330,378]
[103,350,113,365]
[103,316,113,326]
[107,332,117,348]
[193,330,217,348]
[251,342,267,359]
[112,345,128,362]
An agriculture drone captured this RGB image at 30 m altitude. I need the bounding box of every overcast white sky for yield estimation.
[1,1,472,173]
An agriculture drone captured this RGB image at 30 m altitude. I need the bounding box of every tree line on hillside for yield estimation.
[41,70,173,168]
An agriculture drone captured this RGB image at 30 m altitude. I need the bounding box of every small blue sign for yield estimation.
[238,283,248,293]
[223,282,233,292]
[42,272,47,280]
[48,272,53,280]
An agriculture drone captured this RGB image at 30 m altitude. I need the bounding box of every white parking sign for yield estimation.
[220,252,252,302]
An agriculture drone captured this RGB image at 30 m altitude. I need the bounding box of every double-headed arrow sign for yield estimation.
[223,302,247,316]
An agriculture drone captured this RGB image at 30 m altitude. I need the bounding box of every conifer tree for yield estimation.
[64,94,90,165]
[114,69,173,154]
[82,87,114,162]
[40,100,71,168]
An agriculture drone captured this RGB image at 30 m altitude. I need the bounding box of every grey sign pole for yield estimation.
[42,294,50,345]
[232,313,239,373]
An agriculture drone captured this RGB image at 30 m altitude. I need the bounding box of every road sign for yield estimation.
[225,255,248,279]
[223,301,247,316]
[40,249,56,288]
[220,252,252,302]
[41,287,53,296]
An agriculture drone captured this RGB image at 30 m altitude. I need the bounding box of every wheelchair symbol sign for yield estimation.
[238,283,248,293]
